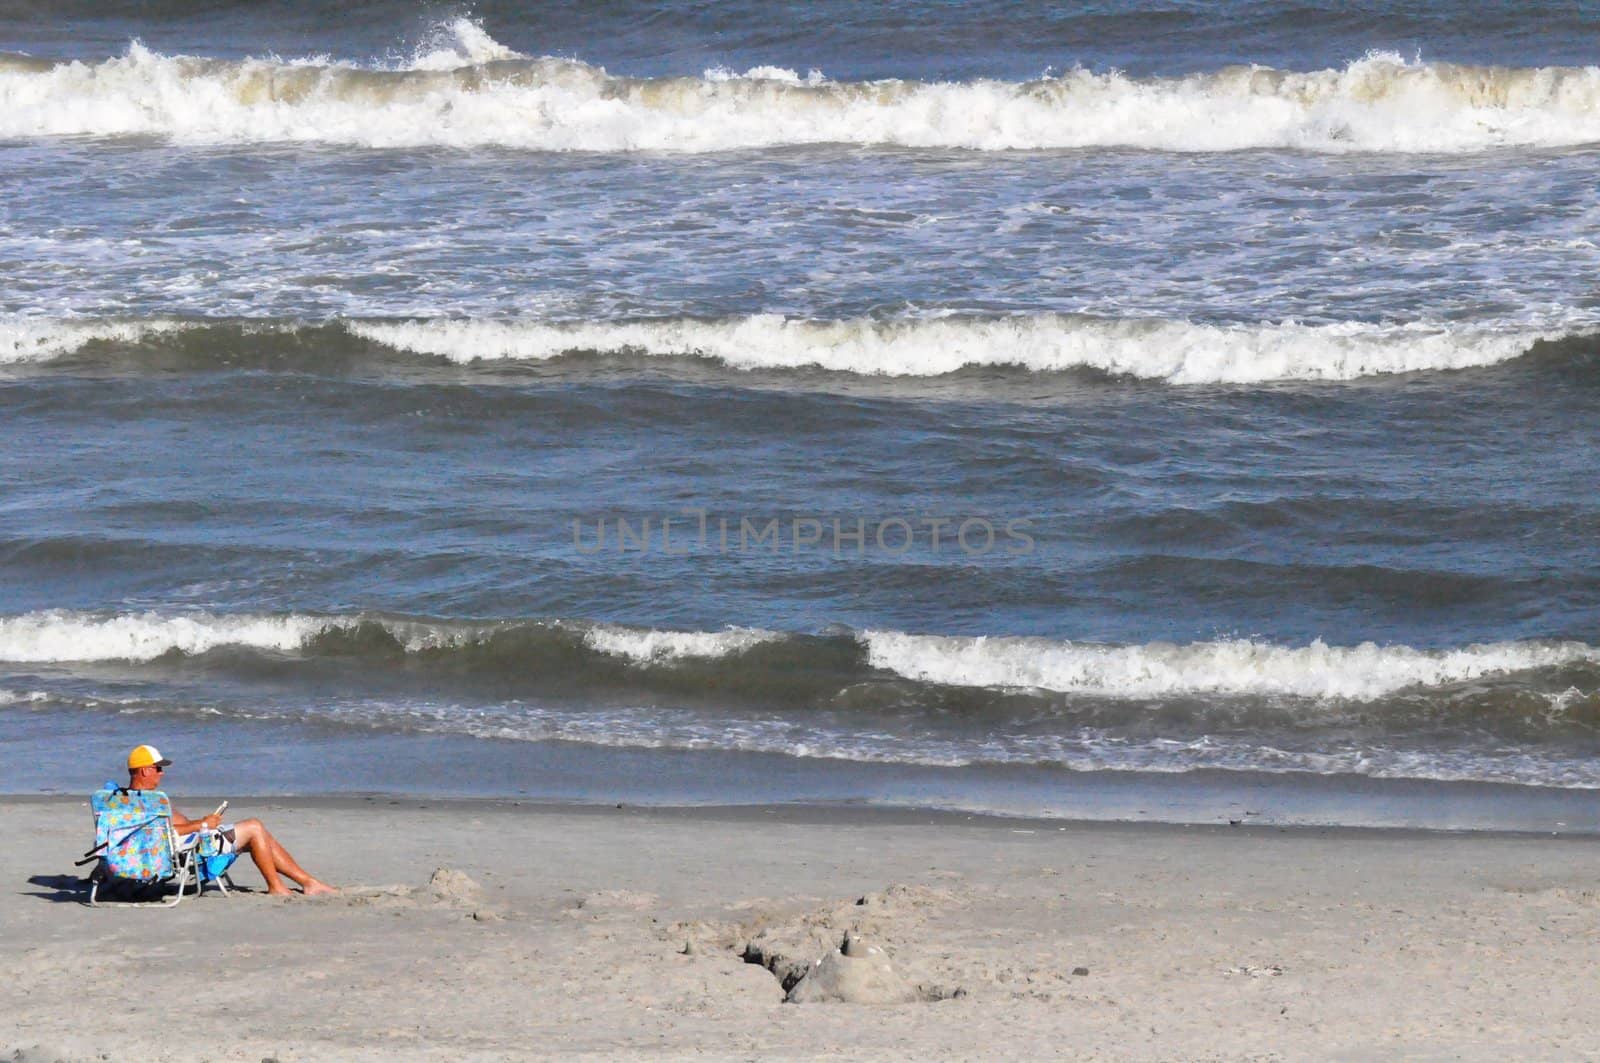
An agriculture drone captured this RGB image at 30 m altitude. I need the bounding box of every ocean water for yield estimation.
[3,0,1599,827]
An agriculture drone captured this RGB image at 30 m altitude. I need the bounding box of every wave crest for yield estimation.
[2,313,1573,382]
[0,609,784,669]
[0,609,321,662]
[350,315,1550,383]
[582,624,779,663]
[862,631,1600,701]
[5,46,1600,152]
[405,17,526,72]
[3,609,1597,705]
[0,319,181,364]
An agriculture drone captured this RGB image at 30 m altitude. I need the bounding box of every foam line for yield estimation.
[2,610,1595,706]
[862,631,1600,700]
[582,624,779,663]
[6,43,1600,152]
[0,609,325,662]
[350,315,1548,383]
[0,313,1564,382]
[0,319,181,364]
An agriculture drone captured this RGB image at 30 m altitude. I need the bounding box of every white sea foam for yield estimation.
[351,315,1549,383]
[6,46,1600,152]
[583,624,779,663]
[0,313,1560,382]
[0,610,767,666]
[9,611,1600,787]
[0,610,326,662]
[404,17,527,72]
[286,698,1600,789]
[0,319,182,364]
[7,610,1595,712]
[59,680,1600,789]
[0,312,1565,382]
[703,65,826,86]
[863,631,1600,701]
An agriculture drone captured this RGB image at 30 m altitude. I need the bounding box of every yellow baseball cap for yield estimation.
[127,744,173,770]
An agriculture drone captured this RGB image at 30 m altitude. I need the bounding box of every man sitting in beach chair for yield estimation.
[82,773,221,906]
[122,744,336,897]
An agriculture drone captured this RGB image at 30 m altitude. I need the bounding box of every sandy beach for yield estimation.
[4,796,1599,1061]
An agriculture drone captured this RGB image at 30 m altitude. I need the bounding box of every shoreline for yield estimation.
[6,790,1598,842]
[7,794,1600,1060]
[7,709,1600,835]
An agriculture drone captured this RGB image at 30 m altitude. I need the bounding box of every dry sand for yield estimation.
[3,795,1599,1061]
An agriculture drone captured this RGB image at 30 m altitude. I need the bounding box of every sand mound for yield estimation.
[785,933,920,1005]
[427,867,481,902]
[737,881,975,1000]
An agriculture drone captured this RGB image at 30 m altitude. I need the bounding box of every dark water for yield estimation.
[3,0,1599,821]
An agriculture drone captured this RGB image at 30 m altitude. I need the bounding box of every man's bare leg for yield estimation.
[229,819,337,896]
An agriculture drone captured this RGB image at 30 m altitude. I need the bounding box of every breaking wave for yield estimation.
[6,35,1600,152]
[347,315,1555,383]
[403,16,527,72]
[3,608,1597,705]
[861,630,1600,701]
[0,609,324,662]
[581,624,779,663]
[0,319,183,365]
[0,609,781,668]
[3,314,1576,384]
[13,610,1600,787]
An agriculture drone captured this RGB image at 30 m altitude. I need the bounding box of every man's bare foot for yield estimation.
[302,880,338,897]
[265,886,293,897]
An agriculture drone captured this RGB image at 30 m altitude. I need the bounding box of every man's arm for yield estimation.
[170,809,222,837]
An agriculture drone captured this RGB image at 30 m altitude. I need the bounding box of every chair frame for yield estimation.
[80,786,235,907]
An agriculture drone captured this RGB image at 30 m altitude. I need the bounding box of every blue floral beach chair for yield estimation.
[78,782,236,906]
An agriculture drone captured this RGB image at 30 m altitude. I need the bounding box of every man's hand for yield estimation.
[201,813,222,831]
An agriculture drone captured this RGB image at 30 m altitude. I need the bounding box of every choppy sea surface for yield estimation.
[3,0,1599,829]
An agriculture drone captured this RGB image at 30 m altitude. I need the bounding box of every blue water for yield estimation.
[2,0,1599,820]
